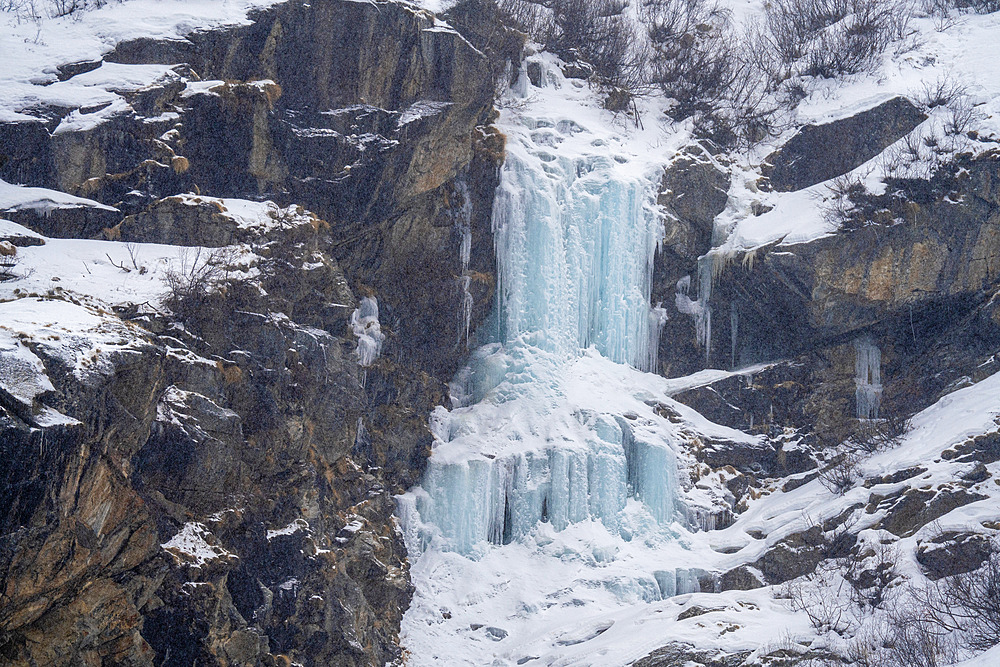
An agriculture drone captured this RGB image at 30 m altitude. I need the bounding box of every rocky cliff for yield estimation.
[0,1,517,664]
[645,92,1000,653]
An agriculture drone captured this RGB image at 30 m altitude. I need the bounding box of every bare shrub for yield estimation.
[764,0,912,79]
[917,74,970,109]
[924,549,1000,651]
[2,0,118,19]
[639,1,782,146]
[852,414,912,453]
[641,0,734,115]
[162,247,242,324]
[696,41,784,148]
[784,564,856,634]
[0,253,18,282]
[821,172,868,224]
[765,0,851,64]
[930,0,1000,14]
[944,94,982,136]
[963,0,1000,12]
[497,0,552,36]
[879,128,954,182]
[548,0,646,92]
[818,450,862,494]
[844,542,901,609]
[882,603,960,667]
[843,546,1000,666]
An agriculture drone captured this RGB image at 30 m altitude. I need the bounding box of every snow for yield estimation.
[53,96,132,134]
[1,0,997,663]
[0,0,285,123]
[0,296,149,380]
[0,218,44,242]
[0,328,57,406]
[170,194,313,234]
[398,100,453,127]
[713,11,1000,255]
[0,220,209,308]
[266,518,310,541]
[865,368,1000,472]
[0,179,118,215]
[162,522,236,568]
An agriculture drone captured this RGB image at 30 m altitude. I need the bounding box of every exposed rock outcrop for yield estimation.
[659,150,1000,443]
[762,96,927,192]
[0,0,515,664]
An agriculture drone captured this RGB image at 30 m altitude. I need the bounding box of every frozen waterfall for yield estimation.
[492,140,665,372]
[398,54,715,665]
[855,337,882,420]
[397,76,683,560]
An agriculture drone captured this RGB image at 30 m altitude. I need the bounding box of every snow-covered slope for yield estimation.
[719,10,1000,253]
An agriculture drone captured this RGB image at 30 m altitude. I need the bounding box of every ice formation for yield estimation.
[455,181,475,347]
[397,55,733,666]
[492,142,665,371]
[350,296,384,374]
[398,60,678,557]
[855,337,882,419]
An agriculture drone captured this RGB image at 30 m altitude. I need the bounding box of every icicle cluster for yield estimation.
[350,296,384,368]
[855,337,882,420]
[492,145,665,372]
[400,411,678,555]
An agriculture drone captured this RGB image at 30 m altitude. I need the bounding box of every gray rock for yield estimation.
[763,96,926,192]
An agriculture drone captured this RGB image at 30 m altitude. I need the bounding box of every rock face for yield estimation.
[762,96,927,192]
[0,0,505,380]
[652,142,731,377]
[656,148,1000,442]
[641,103,1000,656]
[0,1,514,665]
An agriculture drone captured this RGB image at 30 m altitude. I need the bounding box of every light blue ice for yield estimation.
[399,104,688,594]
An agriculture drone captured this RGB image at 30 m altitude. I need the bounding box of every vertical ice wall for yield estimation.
[855,337,882,419]
[399,60,680,564]
[492,140,664,371]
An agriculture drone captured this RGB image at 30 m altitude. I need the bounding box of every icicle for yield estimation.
[453,181,475,348]
[512,62,530,98]
[675,267,711,363]
[351,297,384,387]
[458,275,474,347]
[353,416,373,466]
[855,337,882,420]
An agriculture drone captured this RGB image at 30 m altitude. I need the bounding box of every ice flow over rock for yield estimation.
[397,74,682,560]
[396,56,748,666]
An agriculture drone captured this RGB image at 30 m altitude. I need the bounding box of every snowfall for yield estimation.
[2,0,1000,666]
